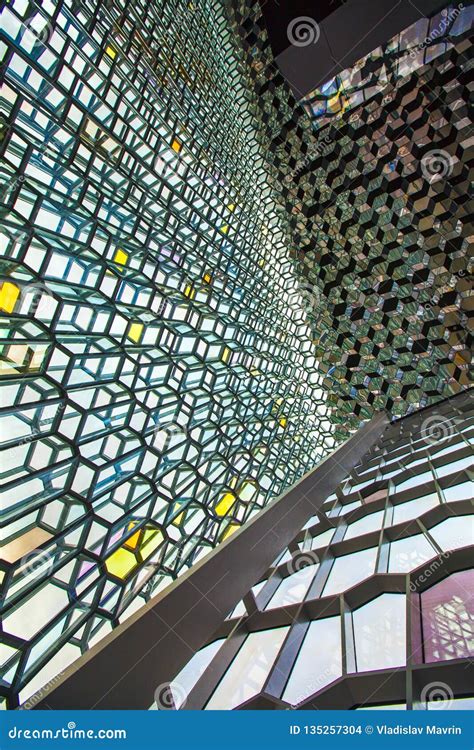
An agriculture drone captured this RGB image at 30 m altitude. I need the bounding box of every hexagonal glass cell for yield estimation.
[428,515,474,551]
[344,510,384,540]
[323,546,378,596]
[282,616,342,705]
[391,492,438,525]
[352,594,406,672]
[442,480,474,503]
[265,564,319,610]
[205,627,290,709]
[388,534,437,573]
[165,639,225,709]
[421,569,474,663]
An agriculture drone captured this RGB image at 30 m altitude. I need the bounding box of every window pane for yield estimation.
[388,534,436,573]
[353,594,406,671]
[206,627,289,709]
[282,616,342,705]
[169,639,225,709]
[443,480,473,503]
[392,493,438,525]
[323,547,377,596]
[421,569,474,663]
[428,516,474,551]
[265,564,318,610]
[345,510,384,540]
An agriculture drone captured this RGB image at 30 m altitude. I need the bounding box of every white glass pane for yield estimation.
[443,480,473,503]
[265,564,318,610]
[339,500,361,516]
[428,516,474,552]
[388,534,436,573]
[206,627,289,709]
[169,639,225,709]
[282,616,342,705]
[345,510,384,540]
[353,594,406,671]
[435,456,473,478]
[395,471,433,494]
[226,600,246,620]
[323,547,377,596]
[307,528,334,550]
[392,493,438,525]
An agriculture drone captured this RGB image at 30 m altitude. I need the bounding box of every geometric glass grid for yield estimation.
[232,0,473,428]
[0,0,336,708]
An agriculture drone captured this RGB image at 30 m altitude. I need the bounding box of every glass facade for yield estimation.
[168,392,473,709]
[0,0,336,708]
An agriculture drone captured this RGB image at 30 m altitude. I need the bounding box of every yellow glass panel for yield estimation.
[127,322,144,342]
[203,272,212,284]
[220,224,229,234]
[279,417,287,428]
[172,512,184,526]
[215,492,236,517]
[184,284,195,299]
[221,523,239,541]
[105,45,117,59]
[114,248,128,265]
[227,204,236,212]
[222,347,231,363]
[141,529,164,558]
[171,139,182,153]
[0,282,20,313]
[105,548,137,579]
